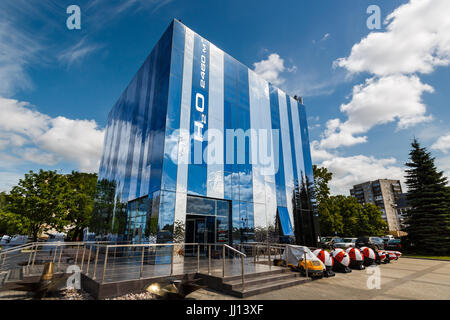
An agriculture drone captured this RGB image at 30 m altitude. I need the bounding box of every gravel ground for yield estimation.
[60,288,94,300]
[55,289,157,300]
[106,291,157,300]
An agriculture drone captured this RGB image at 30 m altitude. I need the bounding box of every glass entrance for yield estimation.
[184,195,231,256]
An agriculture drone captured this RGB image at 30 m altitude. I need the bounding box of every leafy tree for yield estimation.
[66,171,98,241]
[5,170,72,241]
[404,139,450,254]
[312,165,333,204]
[317,198,343,236]
[359,203,389,236]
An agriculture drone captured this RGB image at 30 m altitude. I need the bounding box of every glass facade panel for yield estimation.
[93,19,318,247]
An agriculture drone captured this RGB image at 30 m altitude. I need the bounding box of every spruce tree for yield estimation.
[404,139,450,255]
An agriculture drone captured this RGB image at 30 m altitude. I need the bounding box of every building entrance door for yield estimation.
[185,214,215,256]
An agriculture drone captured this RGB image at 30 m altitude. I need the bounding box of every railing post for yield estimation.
[268,243,271,267]
[86,247,92,275]
[208,245,211,275]
[253,246,256,263]
[285,245,288,267]
[32,244,38,268]
[75,243,80,264]
[53,243,58,263]
[26,244,34,273]
[140,246,145,279]
[1,252,6,270]
[197,244,200,273]
[222,245,225,278]
[304,251,308,278]
[170,245,174,276]
[93,246,99,279]
[102,246,109,284]
[81,244,86,271]
[58,243,63,269]
[241,255,245,292]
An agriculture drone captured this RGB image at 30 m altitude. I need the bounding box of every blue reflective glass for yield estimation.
[186,196,215,215]
[187,33,210,196]
[278,206,294,236]
[269,84,287,207]
[157,191,175,243]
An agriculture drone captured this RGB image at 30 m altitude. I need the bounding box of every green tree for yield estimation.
[317,195,387,237]
[359,203,389,236]
[404,139,450,254]
[5,170,72,241]
[312,165,333,204]
[66,171,98,241]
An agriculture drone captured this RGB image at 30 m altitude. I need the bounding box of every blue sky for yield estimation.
[0,0,449,194]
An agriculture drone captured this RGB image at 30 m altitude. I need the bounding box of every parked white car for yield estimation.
[0,235,11,245]
[334,238,357,249]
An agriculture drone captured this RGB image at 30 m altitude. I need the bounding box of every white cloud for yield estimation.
[431,134,450,154]
[335,0,450,76]
[253,53,295,86]
[0,97,104,172]
[310,140,334,162]
[0,171,25,192]
[320,155,405,195]
[0,21,41,96]
[436,156,450,182]
[320,75,433,149]
[58,38,104,68]
[37,116,105,171]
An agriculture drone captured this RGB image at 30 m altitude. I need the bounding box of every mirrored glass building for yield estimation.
[92,20,319,247]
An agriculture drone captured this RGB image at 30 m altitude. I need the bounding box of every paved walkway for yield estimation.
[189,258,450,300]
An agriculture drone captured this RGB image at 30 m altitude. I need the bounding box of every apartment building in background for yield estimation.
[350,179,402,232]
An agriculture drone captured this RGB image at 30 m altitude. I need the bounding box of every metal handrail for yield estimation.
[223,244,246,257]
[223,244,246,291]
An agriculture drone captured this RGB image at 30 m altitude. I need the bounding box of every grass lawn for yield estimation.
[403,254,450,261]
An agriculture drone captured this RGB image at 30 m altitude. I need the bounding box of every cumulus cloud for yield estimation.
[319,0,450,150]
[335,0,450,76]
[431,134,450,154]
[320,75,434,149]
[436,156,450,181]
[320,155,405,195]
[310,140,334,162]
[253,53,296,86]
[0,97,104,172]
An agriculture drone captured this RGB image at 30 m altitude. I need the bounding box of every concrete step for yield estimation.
[0,271,7,287]
[4,268,23,283]
[220,268,289,282]
[223,272,300,291]
[232,276,310,298]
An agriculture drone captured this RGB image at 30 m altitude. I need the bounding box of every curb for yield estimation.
[402,257,450,262]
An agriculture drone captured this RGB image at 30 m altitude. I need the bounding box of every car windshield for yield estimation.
[388,239,400,244]
[343,238,354,243]
[334,238,344,242]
